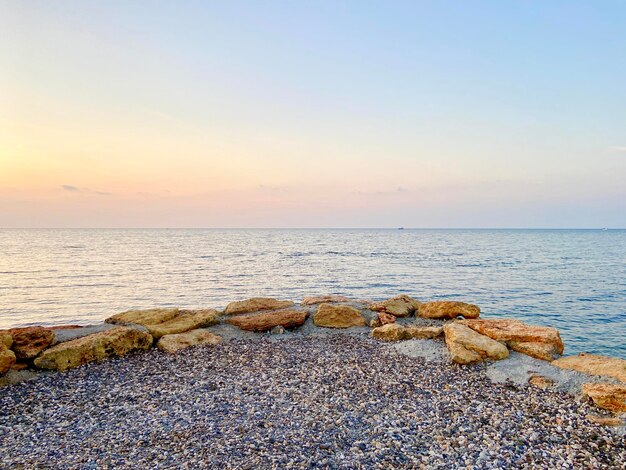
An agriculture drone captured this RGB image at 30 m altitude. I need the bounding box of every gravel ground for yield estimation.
[0,335,625,469]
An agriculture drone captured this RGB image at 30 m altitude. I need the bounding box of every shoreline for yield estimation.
[1,295,625,466]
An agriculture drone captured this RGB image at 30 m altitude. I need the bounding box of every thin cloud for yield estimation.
[609,146,626,152]
[61,185,112,196]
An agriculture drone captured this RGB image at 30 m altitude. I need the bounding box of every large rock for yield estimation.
[313,303,366,328]
[443,323,509,364]
[372,324,407,341]
[405,325,443,340]
[419,301,480,320]
[106,308,180,326]
[226,309,308,332]
[146,310,220,339]
[582,383,626,413]
[157,329,222,354]
[551,353,626,383]
[4,326,54,359]
[34,327,153,371]
[224,298,294,315]
[301,295,351,306]
[372,324,444,342]
[460,318,564,361]
[0,333,16,375]
[369,295,421,317]
[105,308,220,339]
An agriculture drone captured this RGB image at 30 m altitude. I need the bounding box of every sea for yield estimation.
[1,229,624,359]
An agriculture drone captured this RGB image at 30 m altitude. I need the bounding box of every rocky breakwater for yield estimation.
[1,293,625,429]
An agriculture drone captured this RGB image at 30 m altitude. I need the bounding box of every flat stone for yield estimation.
[146,309,220,339]
[369,295,421,317]
[528,374,555,389]
[301,295,351,305]
[106,308,181,326]
[582,383,626,413]
[405,325,443,339]
[224,298,294,315]
[3,326,54,359]
[419,301,480,320]
[443,322,509,364]
[372,324,407,341]
[313,303,366,329]
[157,329,222,354]
[551,353,626,383]
[34,327,153,371]
[226,309,308,332]
[461,318,564,361]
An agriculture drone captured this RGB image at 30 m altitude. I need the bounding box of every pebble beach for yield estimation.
[1,334,625,469]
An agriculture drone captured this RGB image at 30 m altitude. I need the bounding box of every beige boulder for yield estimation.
[146,310,219,339]
[0,333,16,375]
[551,353,626,383]
[313,303,366,328]
[226,309,308,332]
[34,327,152,371]
[301,295,350,306]
[372,324,407,341]
[405,325,443,339]
[369,295,421,317]
[224,298,294,315]
[443,322,508,364]
[106,308,180,326]
[157,329,222,354]
[3,326,55,359]
[461,318,564,361]
[582,383,626,413]
[419,301,480,320]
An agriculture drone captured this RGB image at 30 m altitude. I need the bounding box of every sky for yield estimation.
[1,1,625,228]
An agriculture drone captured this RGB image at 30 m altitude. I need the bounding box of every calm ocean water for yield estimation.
[0,229,624,358]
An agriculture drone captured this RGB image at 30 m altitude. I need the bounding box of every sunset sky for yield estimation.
[1,1,625,227]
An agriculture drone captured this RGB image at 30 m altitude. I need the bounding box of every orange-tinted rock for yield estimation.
[372,324,407,341]
[418,301,480,320]
[552,353,626,383]
[227,309,308,332]
[157,329,222,354]
[369,295,421,317]
[461,318,564,361]
[582,383,626,413]
[443,322,508,364]
[313,303,366,328]
[146,310,220,339]
[224,298,294,315]
[5,326,54,359]
[301,295,351,306]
